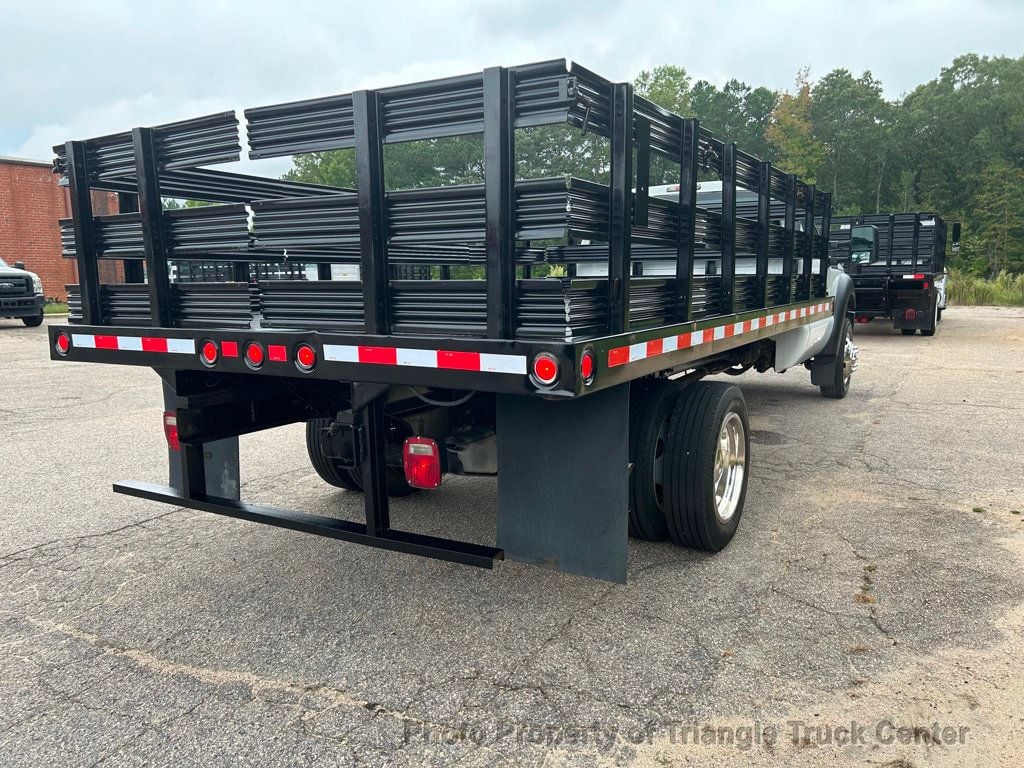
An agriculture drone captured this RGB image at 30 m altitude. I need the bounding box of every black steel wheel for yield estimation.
[901,328,916,336]
[628,379,687,541]
[663,382,750,552]
[22,313,43,327]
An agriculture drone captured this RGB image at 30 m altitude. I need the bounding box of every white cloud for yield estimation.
[3,0,1021,175]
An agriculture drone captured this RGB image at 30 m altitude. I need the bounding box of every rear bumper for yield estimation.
[47,296,834,399]
[1,295,43,317]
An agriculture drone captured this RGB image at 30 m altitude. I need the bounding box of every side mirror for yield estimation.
[13,261,26,270]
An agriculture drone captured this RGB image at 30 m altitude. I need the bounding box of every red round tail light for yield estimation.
[579,349,595,385]
[200,340,218,366]
[295,344,316,372]
[531,352,559,387]
[245,342,265,368]
[55,332,71,356]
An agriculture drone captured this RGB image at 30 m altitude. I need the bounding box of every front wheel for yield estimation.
[22,313,43,327]
[901,328,916,336]
[662,382,750,552]
[820,318,857,399]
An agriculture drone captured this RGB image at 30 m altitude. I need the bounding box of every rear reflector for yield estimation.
[54,332,70,355]
[579,349,595,385]
[403,437,442,489]
[200,340,218,366]
[163,411,180,452]
[245,342,265,368]
[904,308,917,321]
[531,352,559,387]
[295,344,316,371]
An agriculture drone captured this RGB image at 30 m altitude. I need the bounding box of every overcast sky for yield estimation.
[2,0,1021,176]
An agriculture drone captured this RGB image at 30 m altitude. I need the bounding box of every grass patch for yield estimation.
[43,302,69,314]
[947,270,1024,307]
[972,506,986,513]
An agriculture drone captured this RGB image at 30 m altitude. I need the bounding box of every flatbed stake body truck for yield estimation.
[49,60,856,583]
[829,212,958,336]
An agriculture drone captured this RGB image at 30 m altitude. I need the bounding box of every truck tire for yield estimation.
[628,379,687,541]
[820,318,855,399]
[901,328,916,336]
[22,313,43,327]
[662,382,749,552]
[306,418,363,491]
[304,418,418,497]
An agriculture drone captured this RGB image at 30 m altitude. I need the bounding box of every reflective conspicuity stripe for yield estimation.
[70,334,196,355]
[323,344,527,375]
[607,301,833,368]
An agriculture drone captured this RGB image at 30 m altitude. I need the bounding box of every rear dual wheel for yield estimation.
[629,380,750,552]
[305,418,416,497]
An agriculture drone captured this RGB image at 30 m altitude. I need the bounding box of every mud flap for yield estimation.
[496,384,629,583]
[163,380,240,500]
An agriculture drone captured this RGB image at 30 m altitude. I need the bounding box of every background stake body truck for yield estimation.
[49,60,857,582]
[830,212,958,336]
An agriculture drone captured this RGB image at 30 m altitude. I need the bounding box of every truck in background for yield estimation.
[829,213,959,336]
[0,258,45,326]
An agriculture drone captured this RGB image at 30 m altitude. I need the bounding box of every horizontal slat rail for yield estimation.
[54,112,241,179]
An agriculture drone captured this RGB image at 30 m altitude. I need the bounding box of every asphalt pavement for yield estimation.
[1,307,1022,767]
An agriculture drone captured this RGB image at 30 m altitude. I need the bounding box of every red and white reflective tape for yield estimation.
[322,344,527,375]
[608,301,833,368]
[70,333,195,355]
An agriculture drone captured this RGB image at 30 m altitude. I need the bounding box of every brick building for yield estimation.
[0,155,119,301]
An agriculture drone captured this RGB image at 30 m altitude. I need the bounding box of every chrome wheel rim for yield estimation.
[842,326,858,389]
[713,412,746,524]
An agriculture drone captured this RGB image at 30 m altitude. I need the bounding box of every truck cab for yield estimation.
[0,258,45,327]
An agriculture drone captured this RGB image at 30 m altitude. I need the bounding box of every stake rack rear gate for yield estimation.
[49,60,836,581]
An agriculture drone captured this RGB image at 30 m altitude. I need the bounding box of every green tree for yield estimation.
[970,160,1024,274]
[809,69,892,213]
[690,79,777,160]
[766,71,824,182]
[634,65,691,115]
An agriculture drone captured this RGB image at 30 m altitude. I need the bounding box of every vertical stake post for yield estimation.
[675,118,698,322]
[721,143,737,314]
[65,141,102,325]
[132,127,172,327]
[608,82,633,334]
[353,90,389,335]
[483,67,516,339]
